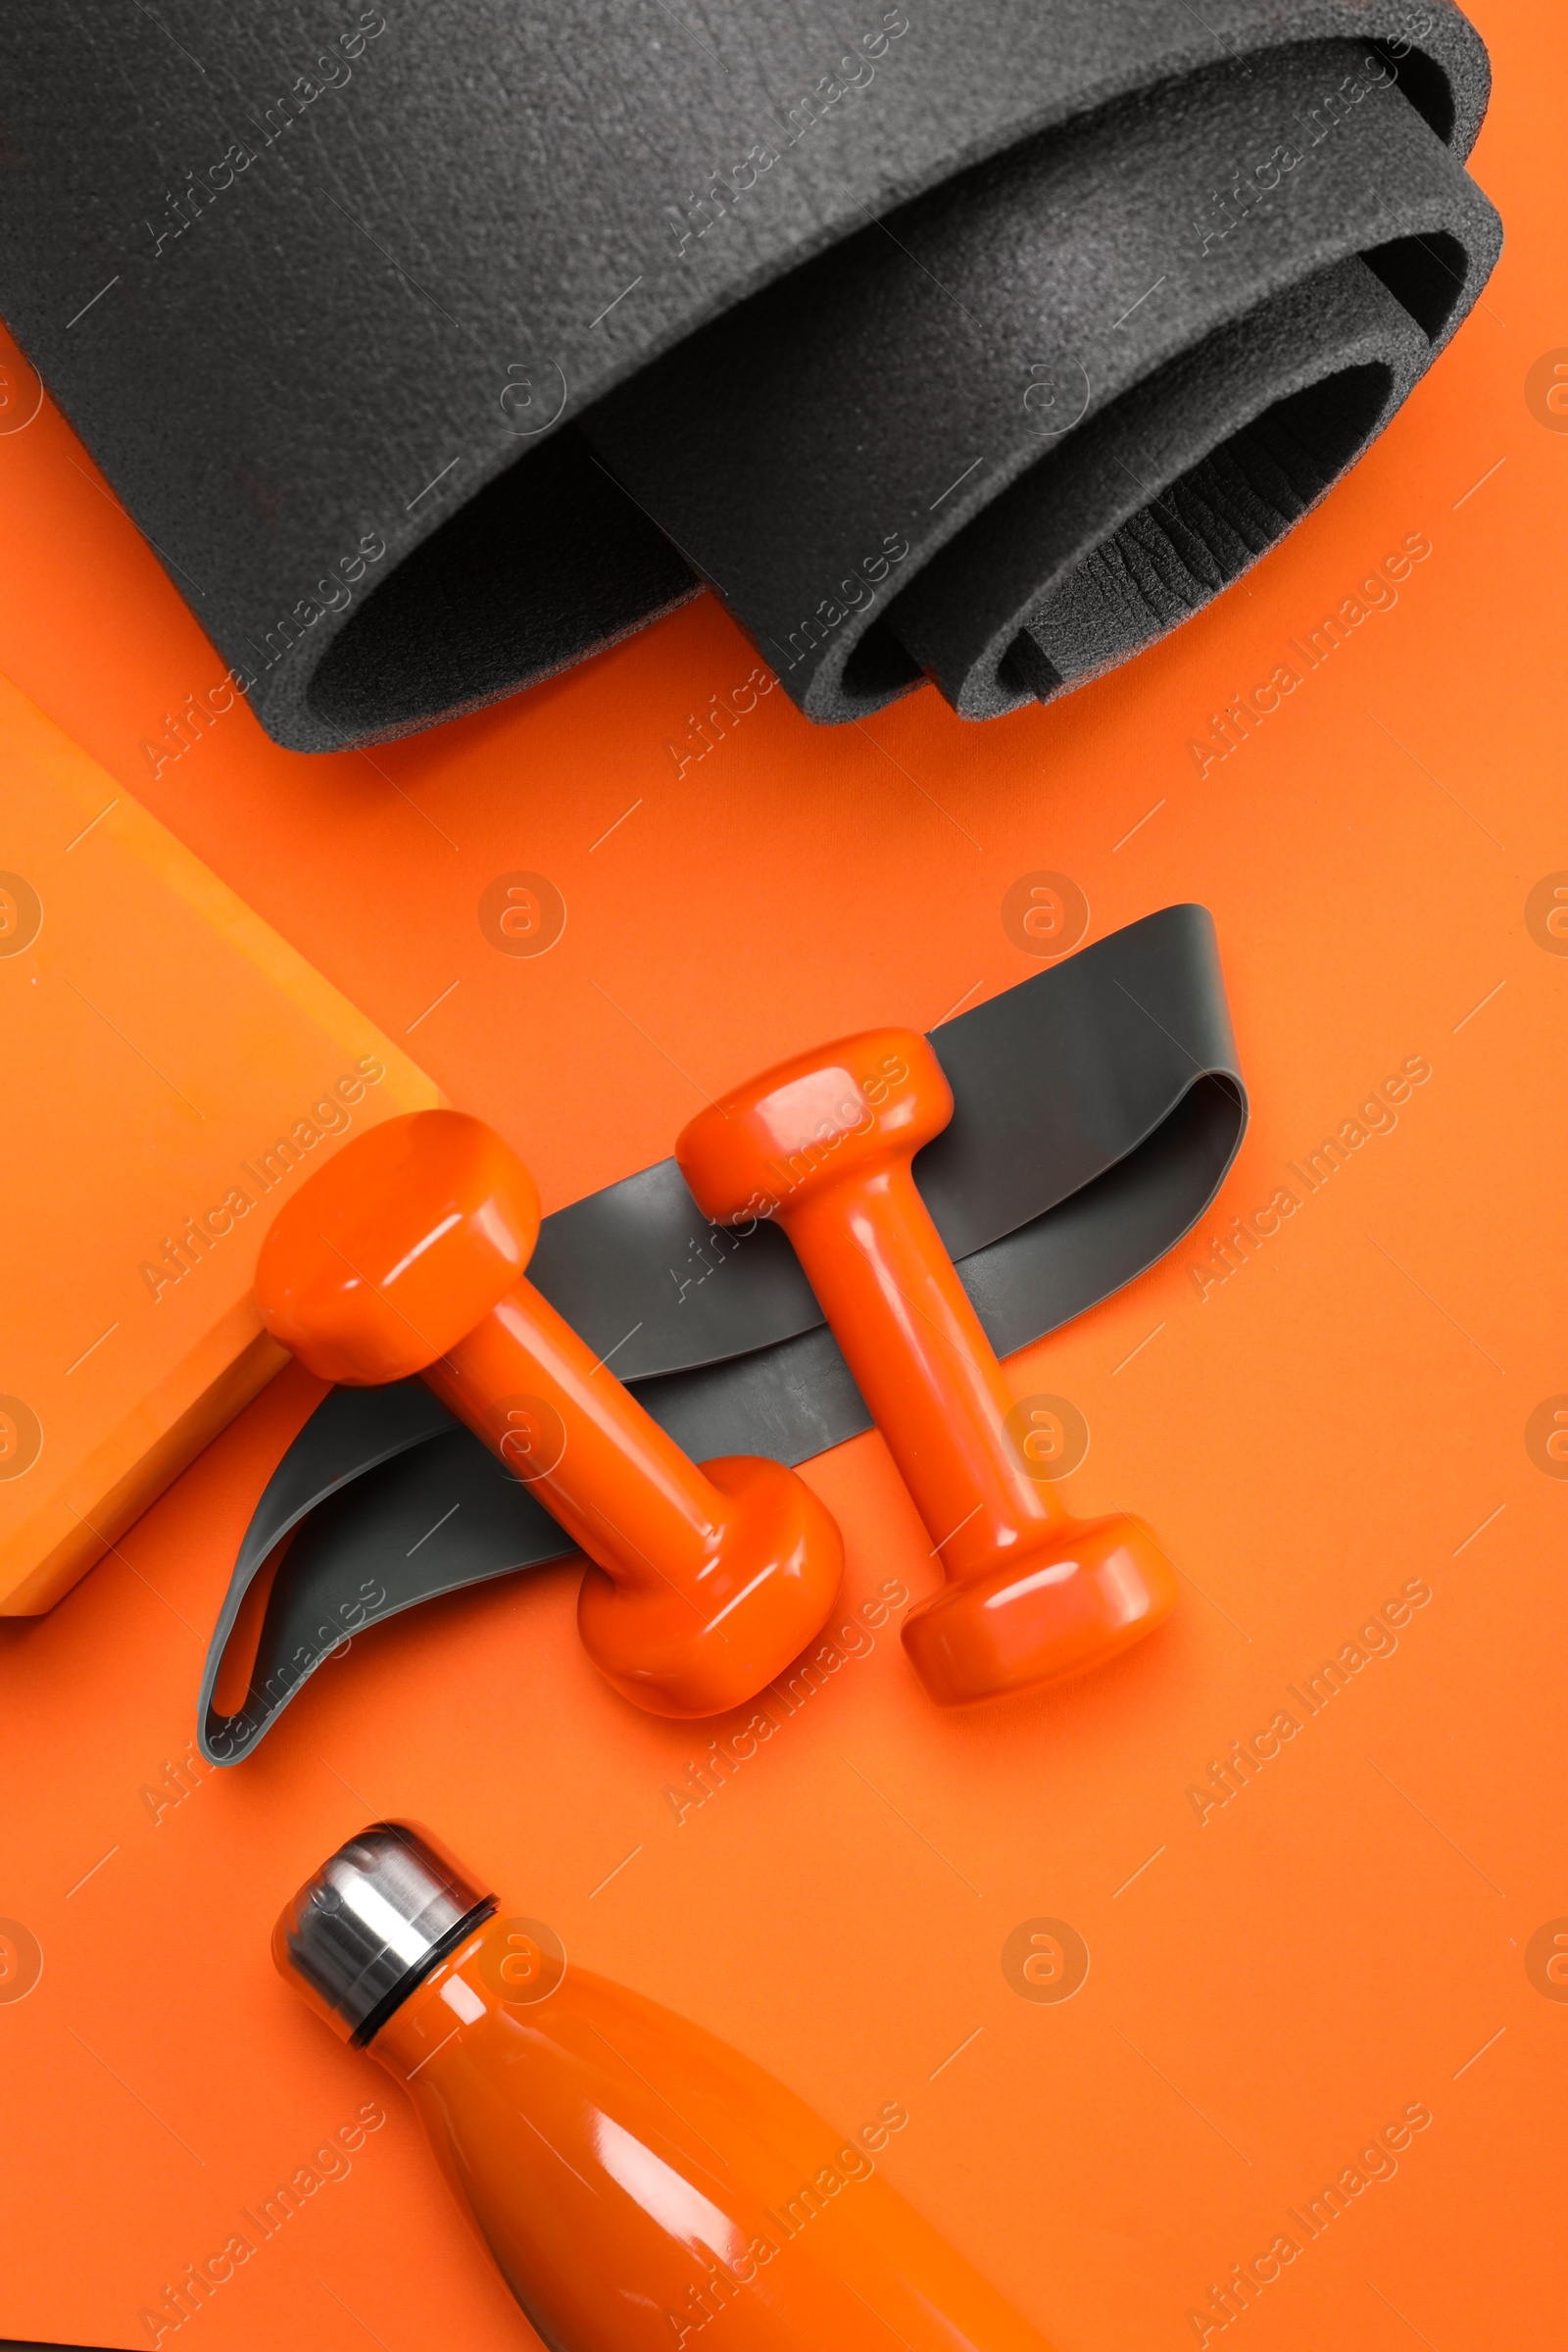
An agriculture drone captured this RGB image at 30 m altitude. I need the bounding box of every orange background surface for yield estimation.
[1,1,1564,2343]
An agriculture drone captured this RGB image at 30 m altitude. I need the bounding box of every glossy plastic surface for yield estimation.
[368,1909,1059,2351]
[255,1110,540,1385]
[678,1029,1176,1704]
[255,1109,841,1716]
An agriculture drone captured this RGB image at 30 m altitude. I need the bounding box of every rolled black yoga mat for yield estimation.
[199,904,1247,1762]
[0,3,1496,754]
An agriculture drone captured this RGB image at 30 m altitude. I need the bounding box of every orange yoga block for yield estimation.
[0,670,440,1613]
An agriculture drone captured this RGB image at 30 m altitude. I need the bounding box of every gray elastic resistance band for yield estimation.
[200,904,1246,1761]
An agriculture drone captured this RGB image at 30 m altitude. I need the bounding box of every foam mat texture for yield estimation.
[0,1,1496,752]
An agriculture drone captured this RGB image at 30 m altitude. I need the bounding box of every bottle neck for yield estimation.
[367,1922,495,2080]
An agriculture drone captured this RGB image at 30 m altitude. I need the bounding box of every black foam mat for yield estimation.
[198,905,1247,1761]
[0,4,1496,752]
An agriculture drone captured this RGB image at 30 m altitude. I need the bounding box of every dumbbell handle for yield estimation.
[427,1279,724,1590]
[783,1163,1069,1576]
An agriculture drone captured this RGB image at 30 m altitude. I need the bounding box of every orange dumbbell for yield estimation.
[254,1110,842,1717]
[677,1029,1177,1706]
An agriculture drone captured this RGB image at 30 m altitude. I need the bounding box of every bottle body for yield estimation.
[370,1912,1056,2352]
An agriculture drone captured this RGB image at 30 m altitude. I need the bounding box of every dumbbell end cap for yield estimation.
[255,1109,539,1385]
[578,1454,842,1716]
[677,1027,948,1225]
[902,1513,1177,1706]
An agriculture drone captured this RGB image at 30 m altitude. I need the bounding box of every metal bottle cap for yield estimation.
[272,1821,495,2045]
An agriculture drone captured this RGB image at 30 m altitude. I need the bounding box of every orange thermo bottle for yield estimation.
[274,1824,1058,2351]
